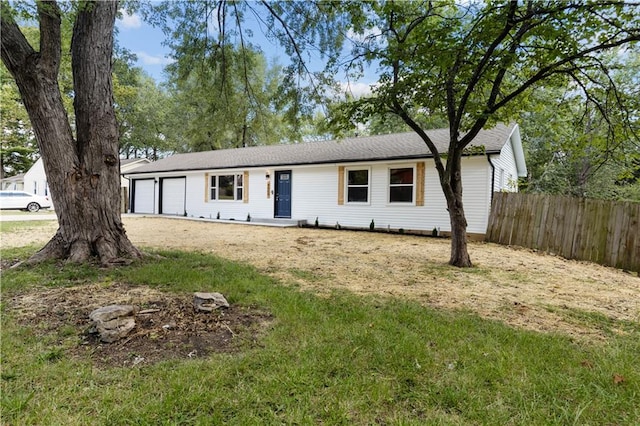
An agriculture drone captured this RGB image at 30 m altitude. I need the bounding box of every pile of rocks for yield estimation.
[88,292,230,343]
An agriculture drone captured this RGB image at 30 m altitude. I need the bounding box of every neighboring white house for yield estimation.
[125,123,527,237]
[0,173,25,190]
[120,158,151,187]
[23,158,49,198]
[22,157,151,210]
[120,158,151,212]
[120,158,151,189]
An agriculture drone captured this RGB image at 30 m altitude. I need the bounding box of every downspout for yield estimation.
[486,154,496,204]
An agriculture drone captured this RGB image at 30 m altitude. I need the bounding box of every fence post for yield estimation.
[121,187,129,213]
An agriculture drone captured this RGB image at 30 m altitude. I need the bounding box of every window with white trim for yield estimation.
[210,174,244,201]
[346,168,370,203]
[389,167,414,203]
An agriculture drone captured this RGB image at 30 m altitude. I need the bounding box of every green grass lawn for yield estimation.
[0,220,53,233]
[0,208,55,216]
[1,248,638,425]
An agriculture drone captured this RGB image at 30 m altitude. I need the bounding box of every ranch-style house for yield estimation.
[125,123,527,238]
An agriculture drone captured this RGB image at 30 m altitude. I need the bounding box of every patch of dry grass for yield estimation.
[2,216,638,339]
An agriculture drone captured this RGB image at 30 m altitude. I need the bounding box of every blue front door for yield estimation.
[275,170,292,218]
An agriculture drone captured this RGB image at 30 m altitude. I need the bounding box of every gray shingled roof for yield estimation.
[127,123,516,174]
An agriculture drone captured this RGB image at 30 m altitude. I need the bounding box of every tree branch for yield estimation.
[454,1,519,132]
[488,35,640,116]
[259,0,320,96]
[0,10,36,79]
[37,0,62,77]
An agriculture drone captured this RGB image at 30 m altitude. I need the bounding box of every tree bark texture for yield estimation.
[441,152,472,268]
[1,1,141,264]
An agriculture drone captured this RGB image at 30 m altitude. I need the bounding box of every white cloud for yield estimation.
[136,51,174,66]
[346,26,382,43]
[117,12,142,30]
[339,81,377,98]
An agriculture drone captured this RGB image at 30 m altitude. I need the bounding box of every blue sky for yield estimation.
[116,11,173,83]
[115,10,377,97]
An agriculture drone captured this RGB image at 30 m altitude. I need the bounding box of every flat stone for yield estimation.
[194,292,229,312]
[96,317,136,343]
[89,305,136,322]
[89,305,137,343]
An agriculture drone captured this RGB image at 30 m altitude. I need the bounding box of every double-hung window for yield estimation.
[210,174,244,201]
[347,168,369,203]
[389,167,414,203]
[236,173,244,200]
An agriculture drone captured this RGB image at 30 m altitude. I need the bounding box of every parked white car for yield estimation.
[0,191,52,212]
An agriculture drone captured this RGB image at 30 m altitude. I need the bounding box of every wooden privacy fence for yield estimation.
[486,192,640,273]
[121,187,129,213]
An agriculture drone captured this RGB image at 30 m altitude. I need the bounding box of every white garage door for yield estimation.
[133,179,155,214]
[161,177,186,216]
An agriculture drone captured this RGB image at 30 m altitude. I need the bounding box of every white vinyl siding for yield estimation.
[131,155,495,235]
[490,136,520,192]
[23,158,50,204]
[459,156,492,233]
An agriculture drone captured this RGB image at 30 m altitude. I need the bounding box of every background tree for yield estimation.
[1,0,141,264]
[1,65,37,178]
[116,68,175,160]
[328,1,640,266]
[519,48,640,201]
[166,46,296,151]
[144,0,352,148]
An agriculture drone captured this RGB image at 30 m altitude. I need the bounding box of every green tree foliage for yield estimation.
[326,1,640,266]
[143,0,353,149]
[114,61,174,159]
[0,66,37,178]
[166,46,295,150]
[0,12,167,165]
[519,48,640,201]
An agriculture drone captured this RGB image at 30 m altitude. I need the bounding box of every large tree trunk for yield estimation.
[445,191,472,267]
[393,106,474,268]
[442,152,473,267]
[1,1,141,264]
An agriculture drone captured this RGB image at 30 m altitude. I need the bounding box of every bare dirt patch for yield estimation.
[2,216,639,342]
[8,282,273,367]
